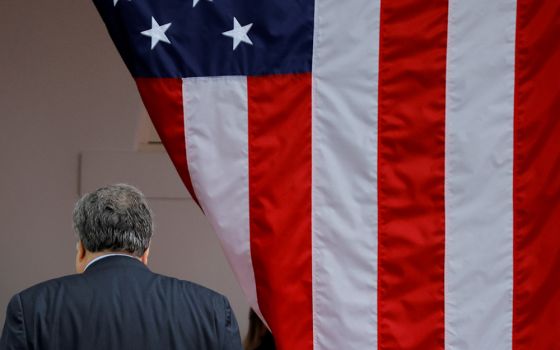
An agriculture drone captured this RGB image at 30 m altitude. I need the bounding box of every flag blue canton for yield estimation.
[93,0,315,78]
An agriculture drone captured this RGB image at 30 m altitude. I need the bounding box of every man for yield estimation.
[0,184,242,349]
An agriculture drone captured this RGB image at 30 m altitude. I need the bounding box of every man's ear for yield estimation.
[140,247,150,266]
[75,241,87,273]
[77,241,86,259]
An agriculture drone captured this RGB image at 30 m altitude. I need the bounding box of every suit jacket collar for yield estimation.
[84,254,149,274]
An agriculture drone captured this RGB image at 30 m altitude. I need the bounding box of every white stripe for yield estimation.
[183,77,263,319]
[445,1,516,349]
[311,0,380,348]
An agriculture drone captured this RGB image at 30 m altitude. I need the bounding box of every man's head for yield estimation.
[73,184,153,272]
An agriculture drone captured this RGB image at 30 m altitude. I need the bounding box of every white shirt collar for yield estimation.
[84,253,139,271]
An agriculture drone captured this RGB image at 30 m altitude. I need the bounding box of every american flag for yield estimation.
[93,0,560,349]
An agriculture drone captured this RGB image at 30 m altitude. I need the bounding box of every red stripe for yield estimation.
[135,78,199,205]
[513,1,560,348]
[377,1,448,349]
[248,74,313,350]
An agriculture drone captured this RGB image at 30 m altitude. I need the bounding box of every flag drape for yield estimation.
[94,0,560,348]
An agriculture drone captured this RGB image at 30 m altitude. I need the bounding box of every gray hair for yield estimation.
[73,184,153,256]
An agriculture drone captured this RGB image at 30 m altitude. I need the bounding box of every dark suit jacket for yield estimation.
[0,256,242,350]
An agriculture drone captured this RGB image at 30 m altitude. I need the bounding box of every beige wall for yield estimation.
[0,0,249,333]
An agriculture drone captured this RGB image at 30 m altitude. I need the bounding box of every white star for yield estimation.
[222,17,253,50]
[192,0,212,7]
[141,17,172,50]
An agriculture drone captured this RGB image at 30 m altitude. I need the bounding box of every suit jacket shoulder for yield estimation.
[148,273,241,348]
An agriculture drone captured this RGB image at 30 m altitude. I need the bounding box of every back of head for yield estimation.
[72,184,153,256]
